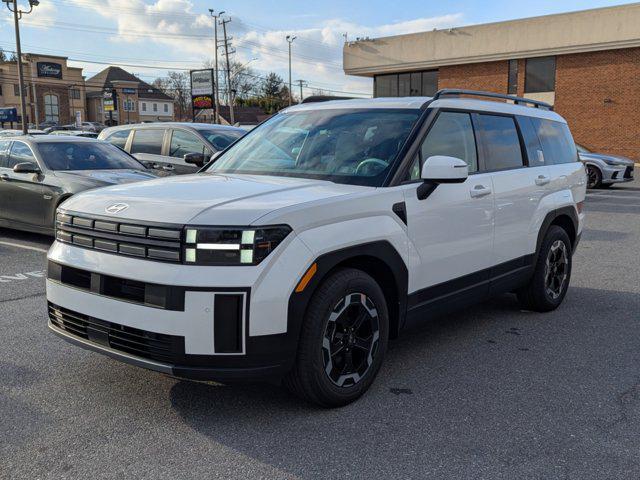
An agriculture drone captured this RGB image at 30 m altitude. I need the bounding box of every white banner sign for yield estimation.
[191,69,214,96]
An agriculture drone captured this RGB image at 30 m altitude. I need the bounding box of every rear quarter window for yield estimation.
[531,118,577,165]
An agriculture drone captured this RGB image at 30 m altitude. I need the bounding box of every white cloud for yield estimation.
[62,1,464,95]
[1,1,57,29]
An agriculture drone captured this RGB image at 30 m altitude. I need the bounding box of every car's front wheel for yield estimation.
[586,165,602,189]
[284,268,389,407]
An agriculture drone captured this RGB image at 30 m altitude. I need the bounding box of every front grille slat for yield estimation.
[56,213,182,263]
[48,302,182,363]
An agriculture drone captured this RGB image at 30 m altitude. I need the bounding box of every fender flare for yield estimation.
[534,206,579,263]
[287,240,409,345]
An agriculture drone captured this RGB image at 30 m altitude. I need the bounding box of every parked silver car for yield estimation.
[578,144,635,189]
[98,123,246,174]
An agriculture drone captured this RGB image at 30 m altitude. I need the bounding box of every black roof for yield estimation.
[85,66,173,101]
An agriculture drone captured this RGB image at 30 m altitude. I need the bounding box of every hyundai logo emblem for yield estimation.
[105,203,129,214]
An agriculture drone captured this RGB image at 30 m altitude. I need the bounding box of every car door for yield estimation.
[167,129,212,174]
[402,110,495,324]
[128,127,171,172]
[2,140,45,228]
[476,113,550,290]
[0,139,13,222]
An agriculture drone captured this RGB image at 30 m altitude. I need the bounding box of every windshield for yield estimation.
[197,129,244,151]
[576,144,591,154]
[38,141,145,171]
[206,108,421,186]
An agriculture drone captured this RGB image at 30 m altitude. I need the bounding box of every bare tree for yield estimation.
[152,71,191,121]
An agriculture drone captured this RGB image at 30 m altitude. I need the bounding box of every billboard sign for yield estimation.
[190,69,215,111]
[0,107,18,122]
[103,90,116,112]
[37,62,63,79]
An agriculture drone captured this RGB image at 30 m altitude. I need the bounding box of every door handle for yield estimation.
[535,175,550,186]
[162,164,175,171]
[0,173,9,181]
[469,184,492,198]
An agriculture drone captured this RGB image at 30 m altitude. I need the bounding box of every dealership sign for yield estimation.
[37,62,63,79]
[103,90,116,112]
[0,107,18,122]
[190,69,215,111]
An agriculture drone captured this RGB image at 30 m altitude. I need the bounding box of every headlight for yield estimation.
[602,158,625,166]
[183,226,292,265]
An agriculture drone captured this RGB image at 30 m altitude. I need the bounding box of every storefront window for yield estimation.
[374,70,439,97]
[525,56,556,93]
[44,94,59,122]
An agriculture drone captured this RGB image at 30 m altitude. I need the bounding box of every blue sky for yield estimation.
[0,0,635,96]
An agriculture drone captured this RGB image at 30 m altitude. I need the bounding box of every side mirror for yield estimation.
[421,155,468,182]
[13,162,41,174]
[417,156,468,200]
[183,152,208,168]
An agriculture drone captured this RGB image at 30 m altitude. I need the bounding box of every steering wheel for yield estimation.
[354,158,388,176]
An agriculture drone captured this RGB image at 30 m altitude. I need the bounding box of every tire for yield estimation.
[284,268,389,407]
[586,165,602,189]
[517,225,572,312]
[599,183,612,189]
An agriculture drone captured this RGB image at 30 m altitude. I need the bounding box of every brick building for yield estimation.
[0,53,86,126]
[343,4,640,161]
[85,66,175,125]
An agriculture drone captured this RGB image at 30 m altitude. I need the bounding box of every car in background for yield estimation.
[98,122,246,174]
[38,121,59,130]
[578,144,635,189]
[0,129,47,137]
[49,130,99,138]
[0,136,158,235]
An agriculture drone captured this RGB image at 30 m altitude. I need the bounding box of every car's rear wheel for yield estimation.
[284,268,388,407]
[517,225,572,312]
[586,165,602,189]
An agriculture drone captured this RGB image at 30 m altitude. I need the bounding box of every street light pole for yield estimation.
[286,35,296,106]
[4,0,39,134]
[208,9,224,124]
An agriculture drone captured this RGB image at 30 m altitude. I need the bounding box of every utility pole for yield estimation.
[286,35,296,106]
[221,17,234,125]
[4,0,39,134]
[295,79,307,104]
[208,9,224,124]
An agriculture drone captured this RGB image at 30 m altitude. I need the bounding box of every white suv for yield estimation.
[47,90,586,407]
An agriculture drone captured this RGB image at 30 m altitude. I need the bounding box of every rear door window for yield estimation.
[104,129,132,149]
[531,118,577,165]
[130,129,165,155]
[517,116,544,167]
[8,141,37,168]
[0,140,12,167]
[477,114,524,171]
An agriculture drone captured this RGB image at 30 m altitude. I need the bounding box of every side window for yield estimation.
[417,111,478,178]
[0,140,12,167]
[531,118,577,165]
[105,129,132,149]
[130,129,165,155]
[8,141,36,168]
[169,130,209,158]
[517,116,544,167]
[478,114,524,171]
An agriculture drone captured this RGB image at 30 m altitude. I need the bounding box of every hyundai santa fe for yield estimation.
[47,90,587,407]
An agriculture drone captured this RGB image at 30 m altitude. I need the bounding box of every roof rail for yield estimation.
[301,95,354,104]
[431,89,553,110]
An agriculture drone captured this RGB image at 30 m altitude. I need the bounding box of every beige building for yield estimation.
[343,3,640,161]
[0,53,86,126]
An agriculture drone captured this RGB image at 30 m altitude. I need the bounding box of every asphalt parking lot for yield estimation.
[1,179,639,480]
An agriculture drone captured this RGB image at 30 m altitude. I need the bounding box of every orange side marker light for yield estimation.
[295,263,317,293]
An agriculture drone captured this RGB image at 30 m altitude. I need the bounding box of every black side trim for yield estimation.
[404,255,535,330]
[392,202,407,225]
[535,206,579,261]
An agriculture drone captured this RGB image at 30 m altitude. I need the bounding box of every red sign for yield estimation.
[192,95,213,110]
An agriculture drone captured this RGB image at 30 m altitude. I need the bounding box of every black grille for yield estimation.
[49,303,183,363]
[56,212,183,263]
[624,166,634,179]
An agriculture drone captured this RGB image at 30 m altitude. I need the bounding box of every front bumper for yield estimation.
[602,164,634,184]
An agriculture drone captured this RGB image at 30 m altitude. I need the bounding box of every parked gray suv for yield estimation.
[578,144,635,189]
[99,123,246,174]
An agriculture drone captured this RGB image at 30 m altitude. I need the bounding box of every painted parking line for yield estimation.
[0,270,46,284]
[0,240,49,254]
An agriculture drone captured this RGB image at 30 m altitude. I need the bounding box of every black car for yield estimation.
[0,136,159,235]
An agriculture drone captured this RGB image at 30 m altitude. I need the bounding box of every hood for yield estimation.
[59,173,367,226]
[54,169,159,186]
[579,152,635,166]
